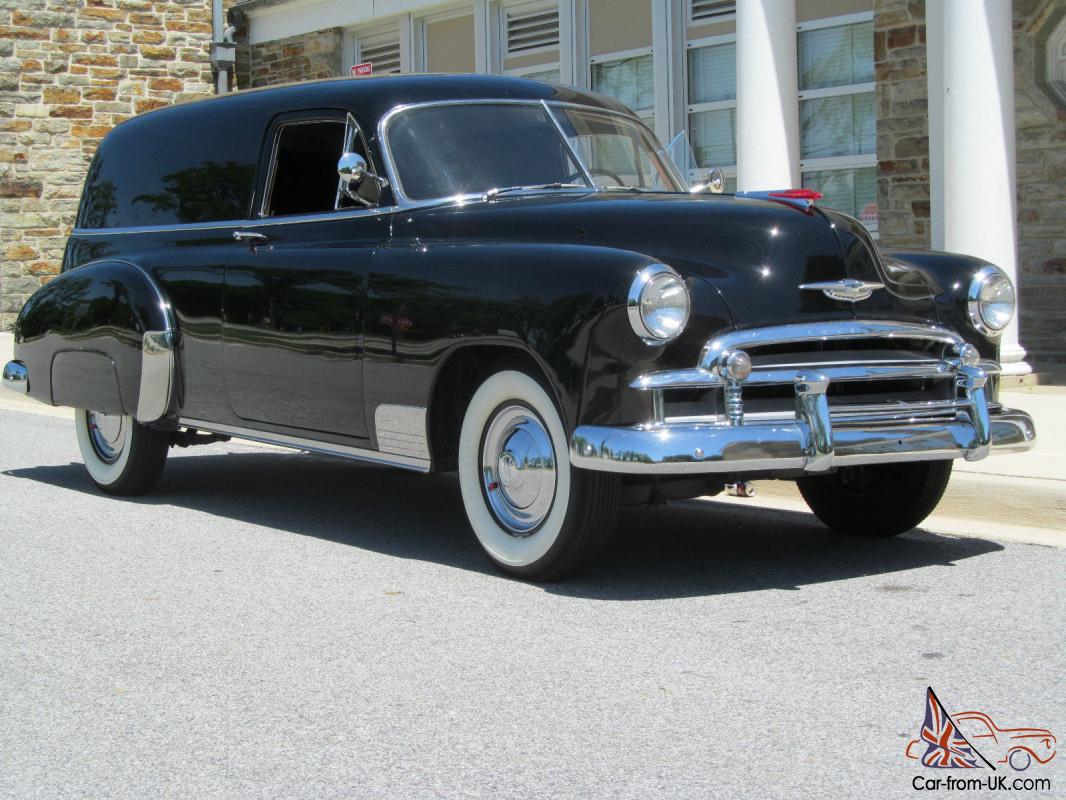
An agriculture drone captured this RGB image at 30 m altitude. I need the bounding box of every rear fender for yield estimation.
[13,260,176,422]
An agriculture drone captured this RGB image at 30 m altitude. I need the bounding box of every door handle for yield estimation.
[233,230,270,243]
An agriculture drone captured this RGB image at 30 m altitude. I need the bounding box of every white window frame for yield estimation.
[796,12,877,230]
[588,45,655,120]
[684,32,737,183]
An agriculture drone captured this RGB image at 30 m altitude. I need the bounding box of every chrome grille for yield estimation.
[632,321,997,425]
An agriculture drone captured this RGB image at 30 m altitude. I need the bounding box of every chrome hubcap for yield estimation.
[481,405,557,537]
[87,411,127,463]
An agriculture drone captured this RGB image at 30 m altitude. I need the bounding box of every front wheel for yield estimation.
[75,409,170,495]
[797,460,953,537]
[458,369,619,581]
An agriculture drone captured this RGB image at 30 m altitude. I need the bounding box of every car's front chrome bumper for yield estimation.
[571,321,1037,475]
[569,406,1035,475]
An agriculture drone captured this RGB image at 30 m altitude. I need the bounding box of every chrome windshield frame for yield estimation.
[376,98,686,209]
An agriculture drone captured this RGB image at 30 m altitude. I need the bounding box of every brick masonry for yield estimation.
[874,0,929,249]
[1013,0,1066,362]
[876,0,1066,362]
[0,0,219,330]
[234,26,341,89]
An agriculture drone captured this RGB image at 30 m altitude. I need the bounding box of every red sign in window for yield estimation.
[351,62,373,77]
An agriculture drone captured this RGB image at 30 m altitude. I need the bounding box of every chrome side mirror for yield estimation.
[337,152,389,198]
[690,166,725,195]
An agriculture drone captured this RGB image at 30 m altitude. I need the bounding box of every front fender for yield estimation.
[881,249,1000,360]
[13,260,176,421]
[365,241,695,436]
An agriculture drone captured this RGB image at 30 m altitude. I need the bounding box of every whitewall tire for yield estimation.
[75,408,170,495]
[458,369,619,581]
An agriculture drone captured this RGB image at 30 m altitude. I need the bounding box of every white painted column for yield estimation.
[735,0,799,191]
[929,0,1027,373]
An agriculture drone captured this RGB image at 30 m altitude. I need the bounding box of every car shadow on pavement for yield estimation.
[5,447,1004,600]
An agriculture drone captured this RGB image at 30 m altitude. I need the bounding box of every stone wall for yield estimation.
[1013,0,1066,363]
[874,0,929,249]
[875,0,1066,363]
[0,0,218,330]
[235,27,341,89]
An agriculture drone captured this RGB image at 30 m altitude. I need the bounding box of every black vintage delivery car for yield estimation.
[2,75,1035,580]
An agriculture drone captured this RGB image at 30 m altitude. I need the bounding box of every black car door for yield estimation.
[222,110,390,439]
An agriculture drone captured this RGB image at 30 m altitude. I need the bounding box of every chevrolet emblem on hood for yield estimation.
[798,279,884,303]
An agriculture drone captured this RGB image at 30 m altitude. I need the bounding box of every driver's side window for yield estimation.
[261,114,378,217]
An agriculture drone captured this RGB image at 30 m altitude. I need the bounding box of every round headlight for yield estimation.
[967,266,1015,336]
[628,264,690,343]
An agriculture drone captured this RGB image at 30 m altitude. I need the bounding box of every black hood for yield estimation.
[396,192,940,329]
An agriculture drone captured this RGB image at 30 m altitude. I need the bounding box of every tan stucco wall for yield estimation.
[426,14,475,73]
[589,0,652,55]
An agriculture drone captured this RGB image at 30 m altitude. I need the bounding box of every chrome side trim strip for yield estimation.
[373,404,430,460]
[178,418,432,473]
[71,205,401,237]
[698,321,966,370]
[3,360,28,394]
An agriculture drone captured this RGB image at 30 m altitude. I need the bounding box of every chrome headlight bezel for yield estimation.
[627,264,690,344]
[967,265,1015,338]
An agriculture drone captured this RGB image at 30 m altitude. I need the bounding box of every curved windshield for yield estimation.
[548,106,683,192]
[384,102,684,201]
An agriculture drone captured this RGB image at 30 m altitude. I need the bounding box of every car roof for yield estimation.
[130,73,634,130]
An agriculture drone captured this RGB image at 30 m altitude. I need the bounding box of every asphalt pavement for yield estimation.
[1,406,1063,799]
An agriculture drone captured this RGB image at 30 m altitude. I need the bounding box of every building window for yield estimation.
[690,1,735,24]
[500,1,560,57]
[510,65,561,83]
[797,16,876,232]
[590,49,655,128]
[686,37,736,189]
[355,27,402,74]
[497,1,559,82]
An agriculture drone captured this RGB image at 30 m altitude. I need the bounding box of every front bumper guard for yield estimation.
[569,366,1036,475]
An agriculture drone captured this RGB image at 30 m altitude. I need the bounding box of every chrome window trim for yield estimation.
[376,98,686,207]
[258,116,346,219]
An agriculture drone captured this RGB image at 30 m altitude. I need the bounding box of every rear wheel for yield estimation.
[797,460,953,537]
[458,369,619,581]
[75,409,170,495]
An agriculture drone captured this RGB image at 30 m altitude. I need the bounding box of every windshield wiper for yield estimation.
[598,185,658,193]
[483,183,589,201]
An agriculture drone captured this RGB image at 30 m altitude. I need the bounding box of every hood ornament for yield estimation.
[799,279,884,303]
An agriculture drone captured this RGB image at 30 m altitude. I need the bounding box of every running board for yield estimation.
[177,418,432,473]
